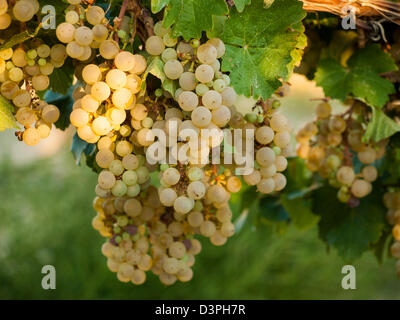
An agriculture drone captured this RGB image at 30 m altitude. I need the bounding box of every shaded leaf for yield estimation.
[218,0,306,99]
[163,0,228,40]
[313,186,385,262]
[71,134,96,165]
[233,0,251,12]
[281,195,320,230]
[0,95,18,131]
[364,108,400,142]
[315,44,397,108]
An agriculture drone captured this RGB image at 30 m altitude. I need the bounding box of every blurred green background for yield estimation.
[1,75,400,299]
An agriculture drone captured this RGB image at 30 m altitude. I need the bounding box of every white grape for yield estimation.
[197,43,217,64]
[195,64,214,83]
[178,91,198,112]
[164,60,183,80]
[191,107,212,128]
[202,90,222,110]
[145,36,165,56]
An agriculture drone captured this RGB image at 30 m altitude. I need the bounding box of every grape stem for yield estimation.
[127,0,155,44]
[225,0,235,8]
[114,0,129,43]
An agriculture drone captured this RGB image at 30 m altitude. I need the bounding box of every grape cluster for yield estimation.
[296,102,386,205]
[0,0,39,28]
[0,0,290,285]
[69,50,146,143]
[383,191,400,277]
[56,2,111,62]
[0,0,71,145]
[239,101,290,194]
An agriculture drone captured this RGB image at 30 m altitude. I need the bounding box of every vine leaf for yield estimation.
[315,44,397,108]
[151,0,170,13]
[44,86,76,131]
[281,195,320,230]
[218,0,306,100]
[0,24,42,51]
[233,0,251,12]
[364,107,400,142]
[0,95,18,131]
[313,186,385,262]
[162,0,228,40]
[288,22,307,76]
[71,134,96,165]
[144,56,177,96]
[48,60,74,95]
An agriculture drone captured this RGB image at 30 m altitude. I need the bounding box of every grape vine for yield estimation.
[1,0,400,285]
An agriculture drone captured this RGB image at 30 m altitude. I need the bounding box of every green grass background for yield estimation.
[1,75,400,299]
[1,150,400,300]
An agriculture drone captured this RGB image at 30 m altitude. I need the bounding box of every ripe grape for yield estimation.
[197,43,217,64]
[164,60,183,80]
[23,127,41,146]
[195,64,214,83]
[146,36,165,56]
[86,6,105,26]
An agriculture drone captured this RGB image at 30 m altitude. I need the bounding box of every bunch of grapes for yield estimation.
[296,101,386,206]
[69,50,146,143]
[56,2,112,62]
[383,191,400,277]
[0,0,72,145]
[0,0,292,285]
[0,0,39,29]
[238,100,290,194]
[92,185,204,285]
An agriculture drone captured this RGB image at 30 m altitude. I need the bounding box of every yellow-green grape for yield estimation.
[351,179,372,198]
[336,166,355,186]
[362,166,378,182]
[99,40,119,60]
[41,104,60,123]
[316,102,331,119]
[16,107,36,126]
[12,90,31,108]
[146,36,165,56]
[86,5,105,26]
[23,127,41,146]
[91,81,111,102]
[70,108,89,128]
[56,23,76,43]
[0,13,11,30]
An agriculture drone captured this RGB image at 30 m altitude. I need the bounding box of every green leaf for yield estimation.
[315,44,397,108]
[259,196,289,222]
[0,24,42,51]
[219,0,306,100]
[44,86,75,131]
[287,22,307,76]
[364,108,400,142]
[71,134,96,166]
[313,186,385,262]
[151,0,170,13]
[284,157,313,194]
[0,95,18,131]
[281,195,320,230]
[144,56,177,96]
[48,60,74,95]
[233,0,251,12]
[370,228,392,264]
[206,15,227,39]
[163,0,228,40]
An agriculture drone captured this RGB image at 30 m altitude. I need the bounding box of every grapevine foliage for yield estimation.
[2,0,400,284]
